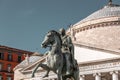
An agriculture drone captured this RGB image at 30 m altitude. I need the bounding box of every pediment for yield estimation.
[20,55,47,73]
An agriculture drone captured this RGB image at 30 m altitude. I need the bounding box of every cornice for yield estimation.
[0,45,33,54]
[78,57,120,66]
[74,42,120,55]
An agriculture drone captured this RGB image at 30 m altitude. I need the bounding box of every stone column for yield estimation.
[110,71,118,80]
[93,73,101,80]
[80,75,85,80]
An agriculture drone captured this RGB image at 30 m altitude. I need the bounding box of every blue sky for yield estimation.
[0,0,120,53]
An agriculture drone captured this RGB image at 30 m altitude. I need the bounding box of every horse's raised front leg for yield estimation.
[31,63,40,78]
[31,63,50,78]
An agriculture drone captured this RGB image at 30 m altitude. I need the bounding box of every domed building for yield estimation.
[68,1,120,62]
[14,1,120,80]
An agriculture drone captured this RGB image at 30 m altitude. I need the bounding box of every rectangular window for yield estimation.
[7,64,11,72]
[0,52,4,60]
[0,63,3,71]
[18,55,22,62]
[8,53,12,61]
[7,76,12,80]
[0,75,2,80]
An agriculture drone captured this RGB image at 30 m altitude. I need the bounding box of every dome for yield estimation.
[68,2,120,54]
[79,4,120,23]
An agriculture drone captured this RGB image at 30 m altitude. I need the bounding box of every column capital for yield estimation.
[80,75,85,78]
[93,73,101,76]
[80,75,85,80]
[93,73,101,80]
[110,71,118,75]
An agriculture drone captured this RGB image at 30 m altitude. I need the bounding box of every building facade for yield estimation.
[0,45,33,80]
[14,1,120,80]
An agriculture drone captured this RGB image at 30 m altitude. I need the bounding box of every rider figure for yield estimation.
[59,28,75,75]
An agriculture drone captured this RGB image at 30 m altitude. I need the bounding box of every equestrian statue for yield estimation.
[31,28,79,80]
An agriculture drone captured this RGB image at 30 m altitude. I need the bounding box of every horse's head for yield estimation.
[41,31,55,48]
[41,30,62,48]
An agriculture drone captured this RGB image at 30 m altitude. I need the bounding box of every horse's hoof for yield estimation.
[31,74,35,78]
[43,75,48,78]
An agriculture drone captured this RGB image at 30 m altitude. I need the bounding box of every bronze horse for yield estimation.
[31,30,79,80]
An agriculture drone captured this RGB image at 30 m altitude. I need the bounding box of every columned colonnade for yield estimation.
[80,71,119,80]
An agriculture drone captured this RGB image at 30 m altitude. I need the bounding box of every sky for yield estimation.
[0,0,120,54]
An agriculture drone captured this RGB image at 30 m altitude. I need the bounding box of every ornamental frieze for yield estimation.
[73,21,120,34]
[79,60,120,72]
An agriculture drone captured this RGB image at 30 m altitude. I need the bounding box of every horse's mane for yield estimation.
[48,30,62,46]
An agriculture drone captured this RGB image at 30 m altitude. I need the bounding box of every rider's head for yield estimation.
[59,28,66,36]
